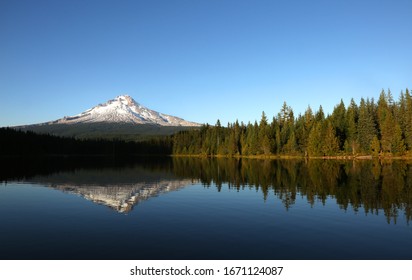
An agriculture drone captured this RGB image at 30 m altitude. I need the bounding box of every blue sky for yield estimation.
[1,0,411,126]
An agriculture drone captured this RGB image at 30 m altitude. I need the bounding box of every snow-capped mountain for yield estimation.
[52,95,200,127]
[16,95,201,139]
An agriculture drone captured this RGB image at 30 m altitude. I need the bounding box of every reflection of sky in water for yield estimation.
[1,181,412,260]
[1,158,412,260]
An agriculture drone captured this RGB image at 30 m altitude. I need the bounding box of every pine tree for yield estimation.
[246,121,259,155]
[301,106,314,156]
[241,122,253,155]
[404,88,412,150]
[378,91,396,154]
[201,124,211,155]
[280,102,291,124]
[283,130,297,155]
[214,119,222,155]
[259,112,272,155]
[345,98,359,155]
[307,122,323,156]
[272,117,281,155]
[323,121,340,156]
[315,105,325,122]
[397,91,407,135]
[294,114,306,154]
[279,103,295,154]
[228,125,238,156]
[392,123,406,155]
[331,99,347,150]
[357,98,376,153]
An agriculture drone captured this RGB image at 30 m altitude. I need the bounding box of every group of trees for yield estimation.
[173,89,412,157]
[0,127,172,156]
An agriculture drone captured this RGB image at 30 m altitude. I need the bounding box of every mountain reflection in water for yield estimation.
[2,156,412,260]
[5,157,195,213]
[2,156,412,223]
[51,180,193,213]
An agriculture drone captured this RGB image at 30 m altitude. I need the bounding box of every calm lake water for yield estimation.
[1,157,411,260]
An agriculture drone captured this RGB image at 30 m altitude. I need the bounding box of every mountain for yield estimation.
[53,95,200,127]
[16,95,201,139]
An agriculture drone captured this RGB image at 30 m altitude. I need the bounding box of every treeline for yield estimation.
[173,89,412,157]
[0,127,172,156]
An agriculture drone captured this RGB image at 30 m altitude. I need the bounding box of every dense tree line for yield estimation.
[173,89,412,157]
[0,127,172,156]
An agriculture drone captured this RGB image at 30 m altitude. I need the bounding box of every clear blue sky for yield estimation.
[1,0,411,126]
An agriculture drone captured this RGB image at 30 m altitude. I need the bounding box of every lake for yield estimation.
[1,157,411,260]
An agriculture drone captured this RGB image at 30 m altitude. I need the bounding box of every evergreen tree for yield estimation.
[345,98,359,155]
[404,88,412,150]
[392,124,406,155]
[241,122,253,155]
[246,121,259,155]
[378,90,397,154]
[397,91,407,135]
[279,103,295,154]
[331,99,347,150]
[307,122,323,156]
[227,124,238,156]
[259,112,272,154]
[272,117,281,155]
[283,130,297,155]
[200,124,211,155]
[300,106,314,156]
[294,114,306,154]
[323,121,340,156]
[357,98,376,153]
[214,119,222,154]
[315,105,325,122]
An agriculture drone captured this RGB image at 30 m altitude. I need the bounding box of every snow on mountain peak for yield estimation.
[116,95,136,106]
[53,95,200,127]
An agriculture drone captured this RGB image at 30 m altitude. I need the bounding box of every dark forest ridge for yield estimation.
[0,127,172,156]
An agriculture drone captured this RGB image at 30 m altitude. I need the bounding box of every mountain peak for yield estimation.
[52,95,200,127]
[117,94,131,98]
[113,94,139,107]
[116,94,134,102]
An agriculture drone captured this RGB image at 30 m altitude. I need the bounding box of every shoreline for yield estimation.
[171,154,412,160]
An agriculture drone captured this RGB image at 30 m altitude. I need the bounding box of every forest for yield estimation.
[173,89,412,158]
[0,127,172,156]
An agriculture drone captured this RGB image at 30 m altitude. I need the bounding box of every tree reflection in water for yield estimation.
[2,156,412,223]
[173,157,412,224]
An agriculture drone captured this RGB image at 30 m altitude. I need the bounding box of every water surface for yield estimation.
[1,157,411,259]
